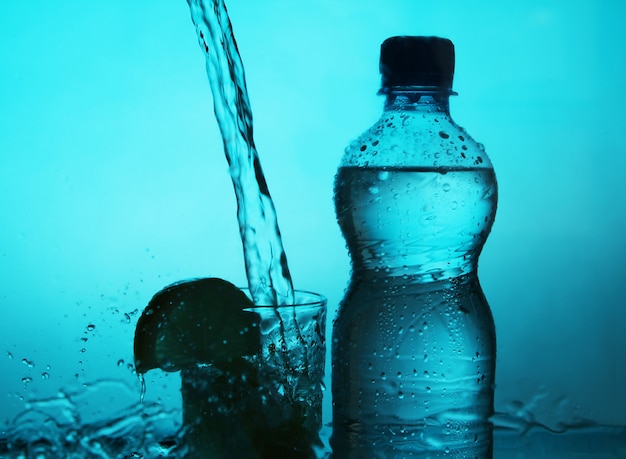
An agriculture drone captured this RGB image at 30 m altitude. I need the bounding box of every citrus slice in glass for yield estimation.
[133,277,260,373]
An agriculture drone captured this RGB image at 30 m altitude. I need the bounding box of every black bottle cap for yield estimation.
[380,36,455,92]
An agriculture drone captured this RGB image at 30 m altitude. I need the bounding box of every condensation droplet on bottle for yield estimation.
[378,171,389,181]
[442,183,451,192]
[368,186,380,195]
[86,324,96,332]
[439,131,450,139]
[22,358,34,368]
[41,372,50,380]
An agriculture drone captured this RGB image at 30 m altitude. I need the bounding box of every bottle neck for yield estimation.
[382,90,453,115]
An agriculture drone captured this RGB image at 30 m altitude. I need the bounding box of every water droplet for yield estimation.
[22,377,33,384]
[442,183,451,192]
[377,171,389,181]
[398,391,405,399]
[117,359,125,367]
[41,372,50,380]
[22,358,34,368]
[6,351,13,360]
[86,324,96,332]
[439,131,450,139]
[380,372,387,381]
[139,374,146,403]
[368,186,380,195]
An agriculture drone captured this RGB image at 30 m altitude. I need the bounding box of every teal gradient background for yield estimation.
[1,0,625,436]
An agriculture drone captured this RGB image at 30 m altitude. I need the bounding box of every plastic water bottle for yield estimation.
[331,36,497,458]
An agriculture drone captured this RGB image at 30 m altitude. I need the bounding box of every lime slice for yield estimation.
[134,277,260,373]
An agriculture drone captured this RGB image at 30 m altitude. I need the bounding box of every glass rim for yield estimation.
[239,288,327,309]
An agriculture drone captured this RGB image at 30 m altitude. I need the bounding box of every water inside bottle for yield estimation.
[332,163,498,457]
[335,166,497,280]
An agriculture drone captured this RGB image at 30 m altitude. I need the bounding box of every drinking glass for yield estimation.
[179,290,327,458]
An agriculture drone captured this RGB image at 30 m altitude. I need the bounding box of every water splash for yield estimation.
[0,379,181,459]
[2,380,626,457]
[185,0,294,306]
